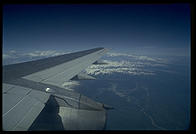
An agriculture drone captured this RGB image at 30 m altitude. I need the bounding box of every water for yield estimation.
[74,55,190,130]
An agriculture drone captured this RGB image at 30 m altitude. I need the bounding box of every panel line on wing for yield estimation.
[12,101,39,130]
[3,87,15,94]
[3,90,32,117]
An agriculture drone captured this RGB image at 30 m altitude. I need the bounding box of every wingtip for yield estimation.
[104,48,111,52]
[103,104,114,110]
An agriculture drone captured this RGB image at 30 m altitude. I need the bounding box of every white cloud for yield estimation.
[3,50,67,59]
[85,52,170,76]
[106,52,167,63]
[3,50,68,65]
[106,52,135,58]
[3,54,12,59]
[62,80,80,91]
[107,83,126,98]
[85,60,156,76]
[137,56,156,62]
[3,50,20,59]
[26,50,67,57]
[3,50,168,76]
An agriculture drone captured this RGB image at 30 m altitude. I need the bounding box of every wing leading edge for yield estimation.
[3,47,110,130]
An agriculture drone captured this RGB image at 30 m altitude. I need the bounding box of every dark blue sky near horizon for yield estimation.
[3,4,190,56]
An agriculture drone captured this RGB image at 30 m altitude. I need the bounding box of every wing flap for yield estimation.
[3,84,31,115]
[59,107,106,130]
[3,84,50,131]
[13,101,45,131]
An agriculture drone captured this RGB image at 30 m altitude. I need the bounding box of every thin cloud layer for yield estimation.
[85,52,168,76]
[3,50,169,76]
[106,52,167,63]
[62,80,80,91]
[3,50,67,59]
[3,50,68,65]
[85,60,156,76]
[27,50,68,57]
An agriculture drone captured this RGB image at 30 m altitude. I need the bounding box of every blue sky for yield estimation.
[3,4,190,56]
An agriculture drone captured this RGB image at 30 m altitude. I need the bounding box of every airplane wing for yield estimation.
[3,47,110,131]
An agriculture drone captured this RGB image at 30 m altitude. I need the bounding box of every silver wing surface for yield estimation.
[3,47,109,131]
